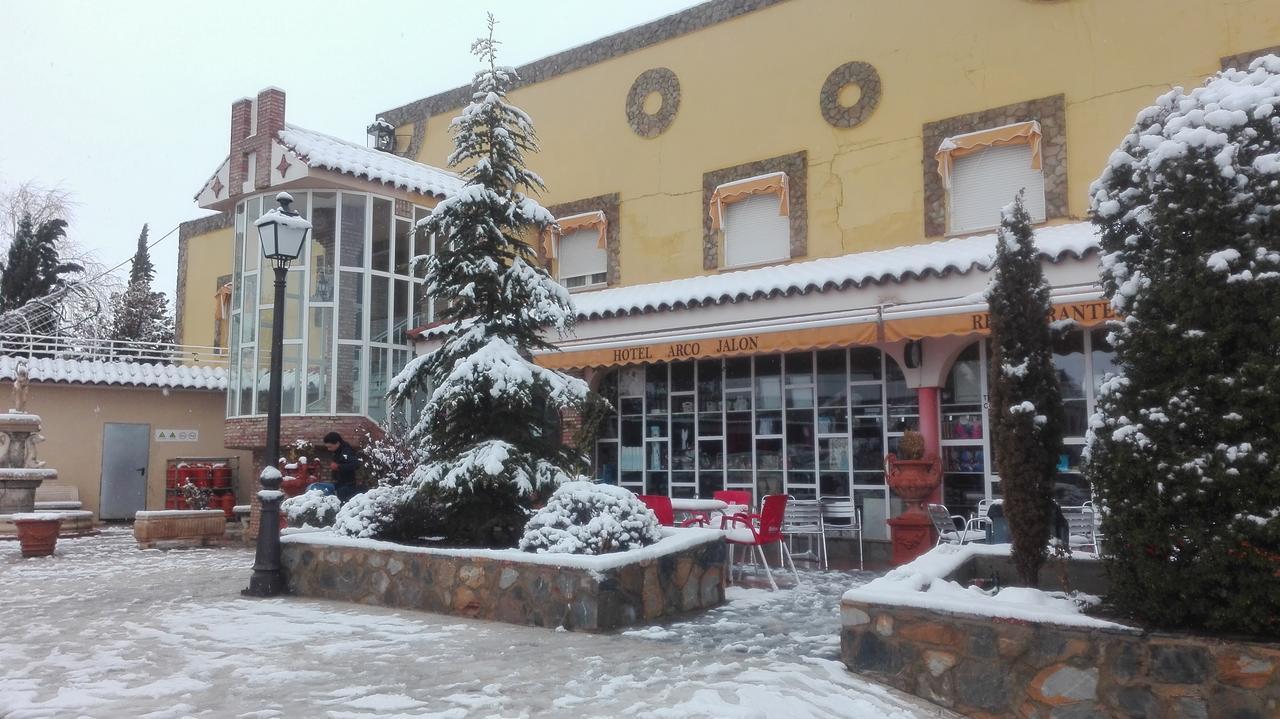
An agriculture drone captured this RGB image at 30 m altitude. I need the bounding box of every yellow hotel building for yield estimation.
[180,0,1280,554]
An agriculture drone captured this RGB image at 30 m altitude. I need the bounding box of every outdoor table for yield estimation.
[670,498,728,527]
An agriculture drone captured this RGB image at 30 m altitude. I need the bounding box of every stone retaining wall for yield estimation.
[841,600,1280,718]
[281,533,727,632]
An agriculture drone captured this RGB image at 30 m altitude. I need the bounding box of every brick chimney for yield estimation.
[228,88,286,197]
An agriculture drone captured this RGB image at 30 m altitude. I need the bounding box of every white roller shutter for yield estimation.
[948,143,1046,235]
[557,228,607,288]
[723,193,790,268]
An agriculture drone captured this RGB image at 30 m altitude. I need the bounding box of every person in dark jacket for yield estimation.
[323,432,361,503]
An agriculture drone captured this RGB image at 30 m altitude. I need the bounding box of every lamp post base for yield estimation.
[242,569,285,597]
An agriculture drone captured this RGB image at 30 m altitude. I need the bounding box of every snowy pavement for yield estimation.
[1,530,956,719]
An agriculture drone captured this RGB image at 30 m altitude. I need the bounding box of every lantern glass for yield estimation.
[255,194,312,263]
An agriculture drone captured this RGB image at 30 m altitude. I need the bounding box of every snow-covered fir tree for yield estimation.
[107,224,174,355]
[336,16,590,546]
[985,192,1064,587]
[0,214,82,332]
[1087,56,1280,635]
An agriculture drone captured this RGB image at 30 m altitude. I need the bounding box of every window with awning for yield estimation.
[710,172,790,268]
[937,121,1046,235]
[551,211,608,290]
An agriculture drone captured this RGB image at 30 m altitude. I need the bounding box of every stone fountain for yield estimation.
[0,360,59,537]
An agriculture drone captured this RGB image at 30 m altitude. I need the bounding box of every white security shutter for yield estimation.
[948,143,1046,235]
[557,228,607,288]
[723,193,790,268]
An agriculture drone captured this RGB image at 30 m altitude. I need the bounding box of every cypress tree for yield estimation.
[128,224,155,286]
[107,223,174,354]
[343,16,590,546]
[986,192,1065,587]
[1087,56,1280,635]
[0,214,82,322]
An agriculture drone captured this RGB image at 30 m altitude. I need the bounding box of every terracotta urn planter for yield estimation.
[885,453,942,514]
[13,513,63,557]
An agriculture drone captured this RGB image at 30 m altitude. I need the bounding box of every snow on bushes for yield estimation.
[281,489,342,529]
[519,482,662,555]
[332,485,410,540]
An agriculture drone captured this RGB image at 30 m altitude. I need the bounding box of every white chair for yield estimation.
[781,497,826,569]
[927,503,987,545]
[820,499,863,570]
[1062,505,1098,554]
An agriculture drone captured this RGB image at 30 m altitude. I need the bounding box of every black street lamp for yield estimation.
[243,191,311,598]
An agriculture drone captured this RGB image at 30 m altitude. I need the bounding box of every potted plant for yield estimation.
[885,430,941,513]
[13,512,63,557]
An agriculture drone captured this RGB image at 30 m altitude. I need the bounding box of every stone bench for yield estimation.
[33,483,97,536]
[133,510,227,549]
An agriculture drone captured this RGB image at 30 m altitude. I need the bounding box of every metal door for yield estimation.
[100,423,151,520]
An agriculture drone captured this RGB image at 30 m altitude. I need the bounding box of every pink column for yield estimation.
[916,386,941,458]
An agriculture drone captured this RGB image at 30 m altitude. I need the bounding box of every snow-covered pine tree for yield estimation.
[1087,56,1280,635]
[0,215,82,329]
[986,192,1064,587]
[358,16,590,546]
[107,224,174,356]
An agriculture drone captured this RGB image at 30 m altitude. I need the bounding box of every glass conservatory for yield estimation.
[226,191,437,423]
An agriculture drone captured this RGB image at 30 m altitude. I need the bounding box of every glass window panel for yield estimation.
[339,272,364,340]
[785,352,813,385]
[340,193,366,268]
[372,197,392,273]
[255,315,273,415]
[595,443,618,484]
[698,468,724,500]
[307,307,333,414]
[283,270,303,339]
[238,347,254,416]
[646,441,668,471]
[309,192,337,302]
[646,470,669,497]
[672,417,695,470]
[281,343,302,414]
[849,347,883,382]
[821,471,851,500]
[368,347,389,424]
[240,274,257,332]
[819,437,849,471]
[645,364,668,414]
[394,219,413,275]
[697,359,722,412]
[259,266,275,305]
[335,345,364,413]
[816,349,845,408]
[646,418,667,438]
[855,489,890,540]
[670,360,695,393]
[1053,330,1088,437]
[413,277,430,327]
[886,354,919,431]
[245,196,261,271]
[724,357,751,392]
[370,275,390,343]
[234,201,246,278]
[726,414,752,471]
[852,416,885,470]
[754,355,782,411]
[698,412,722,437]
[756,410,782,436]
[942,343,983,406]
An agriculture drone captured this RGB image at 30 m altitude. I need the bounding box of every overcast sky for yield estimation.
[0,0,701,302]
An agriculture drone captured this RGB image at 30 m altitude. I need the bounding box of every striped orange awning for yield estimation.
[543,211,607,258]
[935,120,1042,189]
[709,172,789,231]
[534,299,1117,371]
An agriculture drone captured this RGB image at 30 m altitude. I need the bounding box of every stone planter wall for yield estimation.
[133,510,227,548]
[841,600,1280,718]
[281,531,727,632]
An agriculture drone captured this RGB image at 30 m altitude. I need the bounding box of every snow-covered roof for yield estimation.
[573,222,1100,319]
[277,124,463,199]
[0,356,227,390]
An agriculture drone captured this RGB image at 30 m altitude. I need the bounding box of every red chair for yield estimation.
[713,489,753,509]
[639,495,675,527]
[722,494,799,590]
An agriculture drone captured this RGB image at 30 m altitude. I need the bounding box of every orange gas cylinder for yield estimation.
[166,465,178,489]
[192,465,211,488]
[177,463,194,485]
[219,493,236,518]
[211,464,231,488]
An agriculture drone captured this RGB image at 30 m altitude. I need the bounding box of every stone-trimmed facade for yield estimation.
[626,68,681,137]
[701,151,808,270]
[921,94,1068,238]
[381,0,789,159]
[1221,45,1280,71]
[281,532,728,631]
[841,599,1280,718]
[545,193,622,286]
[819,61,881,129]
[174,212,232,346]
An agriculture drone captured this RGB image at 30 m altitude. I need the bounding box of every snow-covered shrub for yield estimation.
[1087,55,1280,636]
[358,421,420,486]
[281,489,341,528]
[332,484,411,540]
[519,482,662,555]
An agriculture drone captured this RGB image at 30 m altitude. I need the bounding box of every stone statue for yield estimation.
[11,359,29,414]
[25,433,46,469]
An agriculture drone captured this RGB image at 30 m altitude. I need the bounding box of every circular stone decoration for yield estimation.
[626,67,681,138]
[820,61,882,129]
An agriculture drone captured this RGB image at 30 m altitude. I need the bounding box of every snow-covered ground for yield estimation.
[0,530,956,719]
